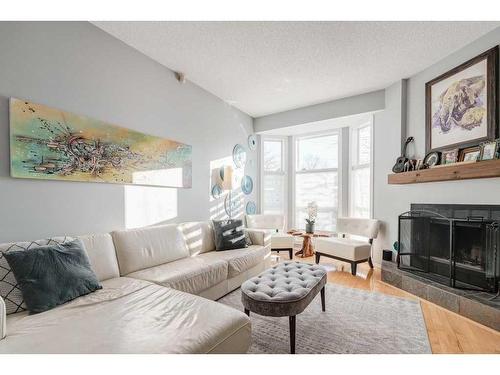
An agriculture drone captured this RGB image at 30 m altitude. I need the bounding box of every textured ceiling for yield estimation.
[93,22,499,117]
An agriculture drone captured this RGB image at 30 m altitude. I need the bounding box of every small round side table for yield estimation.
[287,230,333,258]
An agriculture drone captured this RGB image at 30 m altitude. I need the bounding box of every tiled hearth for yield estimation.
[381,260,500,331]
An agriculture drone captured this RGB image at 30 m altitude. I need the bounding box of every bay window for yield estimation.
[261,137,287,216]
[350,123,372,218]
[294,133,339,231]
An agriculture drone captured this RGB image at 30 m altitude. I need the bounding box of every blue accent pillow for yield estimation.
[213,219,248,251]
[4,239,102,313]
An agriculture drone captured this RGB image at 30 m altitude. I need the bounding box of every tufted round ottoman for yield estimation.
[241,261,327,353]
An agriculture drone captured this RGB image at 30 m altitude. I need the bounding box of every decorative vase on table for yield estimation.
[305,201,318,233]
[305,220,315,234]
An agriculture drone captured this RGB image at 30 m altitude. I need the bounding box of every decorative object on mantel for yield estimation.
[392,137,414,173]
[247,134,257,151]
[423,151,441,167]
[442,148,459,164]
[241,175,253,195]
[480,140,499,161]
[388,158,500,184]
[245,201,257,215]
[211,184,223,199]
[425,46,498,154]
[459,146,481,162]
[9,98,192,188]
[232,144,247,168]
[305,201,318,234]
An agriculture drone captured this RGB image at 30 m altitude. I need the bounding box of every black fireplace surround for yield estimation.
[398,204,500,293]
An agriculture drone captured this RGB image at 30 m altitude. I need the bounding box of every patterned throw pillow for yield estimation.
[0,236,73,315]
[212,219,248,251]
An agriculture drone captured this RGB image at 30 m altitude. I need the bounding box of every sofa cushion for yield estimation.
[126,256,228,295]
[0,236,73,315]
[201,245,271,278]
[178,221,215,256]
[315,237,371,261]
[78,233,120,281]
[112,224,189,275]
[4,239,102,313]
[0,277,251,354]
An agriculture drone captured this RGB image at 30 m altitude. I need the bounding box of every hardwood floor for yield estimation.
[277,252,500,354]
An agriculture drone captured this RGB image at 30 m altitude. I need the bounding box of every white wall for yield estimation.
[372,27,500,265]
[0,22,257,243]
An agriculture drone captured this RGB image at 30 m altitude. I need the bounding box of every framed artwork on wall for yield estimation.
[425,46,498,153]
[9,98,192,188]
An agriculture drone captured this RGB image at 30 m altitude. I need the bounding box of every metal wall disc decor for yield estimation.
[248,134,257,151]
[224,194,237,217]
[211,184,223,199]
[246,201,257,215]
[241,175,253,195]
[233,144,247,168]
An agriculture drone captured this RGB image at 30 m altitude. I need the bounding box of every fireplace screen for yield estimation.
[398,206,499,293]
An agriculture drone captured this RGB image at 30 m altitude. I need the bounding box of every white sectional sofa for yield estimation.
[0,221,272,353]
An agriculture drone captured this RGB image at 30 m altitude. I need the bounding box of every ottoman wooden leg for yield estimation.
[289,316,296,354]
[320,286,325,312]
[244,308,250,316]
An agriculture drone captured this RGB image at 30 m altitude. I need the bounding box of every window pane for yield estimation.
[263,140,282,172]
[351,167,370,218]
[295,172,338,231]
[263,174,285,215]
[357,126,371,165]
[297,134,338,171]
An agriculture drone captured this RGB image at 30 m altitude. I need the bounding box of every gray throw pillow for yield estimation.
[213,219,248,251]
[3,239,102,313]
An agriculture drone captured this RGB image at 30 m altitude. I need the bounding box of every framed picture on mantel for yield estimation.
[425,46,498,153]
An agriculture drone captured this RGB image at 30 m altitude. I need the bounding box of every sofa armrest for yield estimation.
[245,229,272,248]
[0,296,6,340]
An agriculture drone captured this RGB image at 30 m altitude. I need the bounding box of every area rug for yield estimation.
[218,284,431,354]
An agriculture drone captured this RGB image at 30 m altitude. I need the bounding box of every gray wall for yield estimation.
[254,89,385,132]
[0,22,256,243]
[372,27,500,264]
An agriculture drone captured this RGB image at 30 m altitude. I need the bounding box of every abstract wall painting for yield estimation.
[425,46,498,153]
[9,98,192,188]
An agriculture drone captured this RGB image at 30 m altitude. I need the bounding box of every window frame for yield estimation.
[292,129,341,231]
[348,117,374,218]
[260,136,288,220]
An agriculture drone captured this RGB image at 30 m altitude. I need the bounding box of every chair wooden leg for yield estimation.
[320,286,325,312]
[315,252,320,264]
[244,308,250,316]
[368,257,374,268]
[288,248,293,260]
[351,262,357,276]
[289,316,296,354]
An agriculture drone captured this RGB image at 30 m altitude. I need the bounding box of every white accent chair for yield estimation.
[246,214,295,259]
[314,217,380,276]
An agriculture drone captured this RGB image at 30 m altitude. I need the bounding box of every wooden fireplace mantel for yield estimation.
[387,159,500,184]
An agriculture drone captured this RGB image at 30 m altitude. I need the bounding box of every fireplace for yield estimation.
[398,204,500,293]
